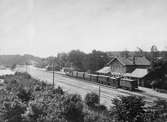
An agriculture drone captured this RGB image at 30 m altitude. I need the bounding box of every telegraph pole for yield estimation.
[52,59,55,88]
[99,85,101,104]
[98,85,101,117]
[26,62,28,73]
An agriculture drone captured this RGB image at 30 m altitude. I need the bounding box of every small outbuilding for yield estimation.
[123,68,149,86]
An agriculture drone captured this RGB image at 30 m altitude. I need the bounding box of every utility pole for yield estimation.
[98,85,101,104]
[52,59,55,88]
[26,62,28,73]
[98,85,101,117]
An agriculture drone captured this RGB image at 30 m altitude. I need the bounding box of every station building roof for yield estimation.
[96,66,111,74]
[107,56,150,66]
[124,68,148,78]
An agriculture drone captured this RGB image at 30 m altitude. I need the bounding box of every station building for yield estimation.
[97,56,151,86]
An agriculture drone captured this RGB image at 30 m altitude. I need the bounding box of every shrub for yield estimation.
[111,95,145,122]
[62,94,84,122]
[52,86,64,95]
[84,110,112,122]
[15,72,31,79]
[95,104,107,112]
[1,98,26,122]
[23,101,47,122]
[17,87,34,103]
[152,99,167,121]
[85,92,99,108]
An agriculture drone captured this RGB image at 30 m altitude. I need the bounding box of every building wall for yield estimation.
[110,59,126,74]
[109,58,150,74]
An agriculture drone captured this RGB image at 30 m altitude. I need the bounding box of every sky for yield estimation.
[0,0,167,57]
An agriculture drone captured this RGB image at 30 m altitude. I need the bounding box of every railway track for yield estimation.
[56,75,155,105]
[15,66,166,107]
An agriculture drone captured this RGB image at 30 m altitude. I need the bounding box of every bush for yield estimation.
[1,98,26,122]
[111,95,145,122]
[85,92,99,108]
[17,87,34,103]
[15,72,31,79]
[152,99,167,121]
[62,94,84,122]
[84,110,112,122]
[95,104,107,112]
[23,101,47,122]
[5,79,19,91]
[52,86,64,95]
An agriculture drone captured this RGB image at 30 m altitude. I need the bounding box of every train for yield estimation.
[65,71,138,91]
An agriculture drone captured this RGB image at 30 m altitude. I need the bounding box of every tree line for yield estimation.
[42,45,167,73]
[46,49,110,73]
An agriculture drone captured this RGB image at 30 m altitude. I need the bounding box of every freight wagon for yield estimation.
[98,75,109,85]
[90,74,98,83]
[109,77,120,88]
[84,72,91,81]
[120,78,138,90]
[77,72,85,79]
[65,71,138,91]
[72,71,78,78]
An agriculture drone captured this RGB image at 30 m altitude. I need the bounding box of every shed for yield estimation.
[123,68,149,86]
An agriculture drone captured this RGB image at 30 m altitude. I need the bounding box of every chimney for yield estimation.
[133,56,135,65]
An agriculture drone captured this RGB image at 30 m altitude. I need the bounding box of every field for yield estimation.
[15,65,167,107]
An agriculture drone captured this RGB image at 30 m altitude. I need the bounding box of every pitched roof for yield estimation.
[128,56,150,65]
[96,66,111,74]
[124,68,148,78]
[107,56,150,66]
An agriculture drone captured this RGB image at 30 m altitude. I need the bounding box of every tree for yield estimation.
[150,80,161,89]
[147,58,167,89]
[85,92,99,108]
[135,47,145,57]
[120,49,130,58]
[111,95,145,122]
[57,52,69,68]
[149,58,167,79]
[84,50,110,73]
[151,45,159,61]
[68,50,86,71]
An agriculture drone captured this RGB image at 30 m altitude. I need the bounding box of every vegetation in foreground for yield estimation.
[0,72,167,122]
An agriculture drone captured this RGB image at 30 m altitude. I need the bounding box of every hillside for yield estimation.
[0,54,42,67]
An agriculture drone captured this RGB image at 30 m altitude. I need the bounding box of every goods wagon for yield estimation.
[84,73,91,81]
[72,71,78,78]
[65,70,138,91]
[98,75,109,85]
[120,78,138,90]
[90,74,98,83]
[109,77,120,88]
[66,71,73,77]
[77,72,85,79]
